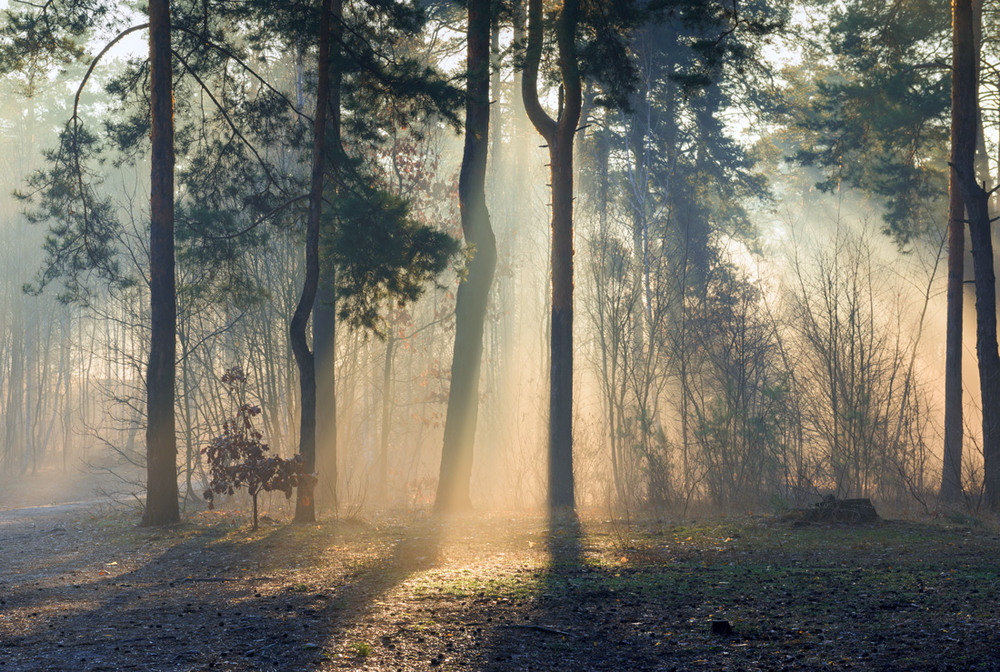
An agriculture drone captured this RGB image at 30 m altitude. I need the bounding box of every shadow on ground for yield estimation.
[0,511,443,672]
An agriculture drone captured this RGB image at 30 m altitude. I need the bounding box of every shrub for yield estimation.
[202,366,315,529]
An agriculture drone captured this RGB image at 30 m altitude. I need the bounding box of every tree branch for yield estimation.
[521,0,556,141]
[186,194,310,241]
[171,48,284,193]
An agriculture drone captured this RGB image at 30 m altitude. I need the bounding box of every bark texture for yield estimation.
[941,0,967,504]
[141,0,179,527]
[435,0,497,512]
[313,0,343,514]
[291,0,333,523]
[522,0,582,510]
[953,0,1000,509]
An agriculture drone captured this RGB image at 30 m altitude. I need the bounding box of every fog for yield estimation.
[0,1,986,519]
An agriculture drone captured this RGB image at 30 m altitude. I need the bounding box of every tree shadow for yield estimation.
[466,512,686,671]
[435,510,590,670]
[298,514,446,668]
[545,508,584,567]
[514,510,591,665]
[0,513,444,671]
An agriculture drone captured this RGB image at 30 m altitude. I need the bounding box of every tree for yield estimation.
[258,0,460,520]
[788,225,936,503]
[951,0,1000,509]
[522,0,786,510]
[574,1,784,508]
[4,0,188,525]
[1,1,182,523]
[788,0,966,502]
[203,367,312,530]
[942,0,969,503]
[7,0,309,523]
[434,0,497,513]
[313,0,343,516]
[13,0,462,523]
[792,0,950,247]
[141,0,179,526]
[289,0,334,523]
[521,0,583,511]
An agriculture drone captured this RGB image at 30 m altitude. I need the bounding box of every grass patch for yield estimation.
[411,568,543,601]
[349,641,372,657]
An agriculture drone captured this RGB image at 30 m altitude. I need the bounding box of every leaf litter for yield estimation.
[0,506,999,670]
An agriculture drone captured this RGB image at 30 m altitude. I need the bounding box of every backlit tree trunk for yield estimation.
[952,0,1000,509]
[141,0,179,527]
[313,0,343,515]
[941,0,967,504]
[522,0,582,510]
[292,0,333,523]
[435,0,497,512]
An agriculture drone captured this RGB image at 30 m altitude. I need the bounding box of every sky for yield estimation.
[1,1,148,62]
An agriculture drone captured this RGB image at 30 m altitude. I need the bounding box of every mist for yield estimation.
[8,3,1000,671]
[0,0,986,521]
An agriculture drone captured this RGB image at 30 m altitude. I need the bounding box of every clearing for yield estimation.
[1,486,999,670]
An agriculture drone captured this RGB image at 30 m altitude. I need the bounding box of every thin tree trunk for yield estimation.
[944,0,989,504]
[377,327,394,504]
[314,0,343,515]
[942,0,967,501]
[292,0,333,523]
[941,92,965,502]
[435,0,497,512]
[61,311,72,472]
[179,327,197,507]
[522,0,581,511]
[141,0,179,527]
[6,318,24,475]
[953,0,1000,509]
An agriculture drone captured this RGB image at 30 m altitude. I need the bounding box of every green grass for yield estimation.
[348,641,372,657]
[411,568,544,601]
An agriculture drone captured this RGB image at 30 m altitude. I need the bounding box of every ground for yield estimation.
[2,474,1000,671]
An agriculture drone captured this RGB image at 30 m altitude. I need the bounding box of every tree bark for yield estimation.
[952,0,1000,509]
[378,328,395,503]
[313,0,342,515]
[522,0,582,511]
[942,0,967,504]
[141,0,179,527]
[435,0,497,512]
[292,0,333,523]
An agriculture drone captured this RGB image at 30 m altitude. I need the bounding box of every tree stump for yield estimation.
[797,497,880,524]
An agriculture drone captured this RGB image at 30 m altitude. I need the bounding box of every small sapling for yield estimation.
[202,366,316,529]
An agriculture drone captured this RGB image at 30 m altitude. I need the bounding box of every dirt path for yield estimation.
[0,468,137,512]
[0,501,119,522]
[2,506,1000,671]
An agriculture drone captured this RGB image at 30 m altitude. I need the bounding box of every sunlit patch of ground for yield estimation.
[1,505,999,670]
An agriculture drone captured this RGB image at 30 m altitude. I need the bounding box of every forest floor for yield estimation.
[2,481,1000,671]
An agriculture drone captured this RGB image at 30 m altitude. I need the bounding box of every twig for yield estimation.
[504,624,573,637]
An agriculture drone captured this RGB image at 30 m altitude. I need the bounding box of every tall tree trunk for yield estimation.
[313,0,343,515]
[953,0,1000,509]
[435,0,497,512]
[141,0,179,527]
[6,316,24,475]
[942,0,968,503]
[522,0,582,511]
[292,0,333,523]
[61,311,72,472]
[377,327,395,503]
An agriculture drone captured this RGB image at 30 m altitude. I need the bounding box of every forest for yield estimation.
[2,0,1000,670]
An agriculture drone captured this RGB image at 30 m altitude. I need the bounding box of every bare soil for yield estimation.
[1,492,1000,671]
